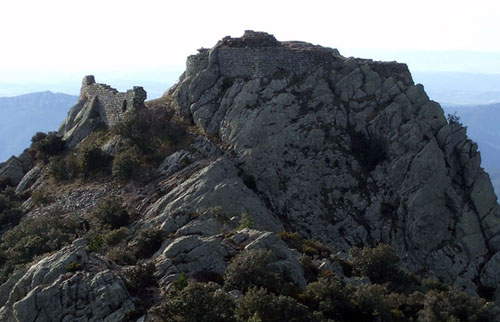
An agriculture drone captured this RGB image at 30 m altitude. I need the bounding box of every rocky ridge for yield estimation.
[167,30,500,296]
[0,30,499,321]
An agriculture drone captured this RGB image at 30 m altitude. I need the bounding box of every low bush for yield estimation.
[0,191,23,228]
[87,233,104,253]
[103,227,129,246]
[78,146,112,177]
[153,281,235,322]
[30,132,65,160]
[0,211,84,283]
[134,228,165,259]
[30,189,52,207]
[112,150,142,180]
[105,246,136,265]
[114,108,189,161]
[224,249,286,294]
[124,262,157,294]
[236,287,315,322]
[66,261,84,272]
[48,156,69,181]
[301,276,354,320]
[91,197,129,230]
[278,231,331,258]
[348,244,400,284]
[419,289,496,322]
[237,213,254,230]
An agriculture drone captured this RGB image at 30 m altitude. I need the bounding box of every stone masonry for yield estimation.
[185,30,413,86]
[79,75,147,127]
[59,76,147,147]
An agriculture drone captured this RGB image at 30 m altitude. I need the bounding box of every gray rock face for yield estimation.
[0,156,25,186]
[0,239,135,322]
[163,31,500,298]
[15,165,42,194]
[59,76,147,147]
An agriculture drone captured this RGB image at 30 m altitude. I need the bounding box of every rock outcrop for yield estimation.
[0,239,135,322]
[59,76,147,147]
[0,151,34,186]
[159,30,500,299]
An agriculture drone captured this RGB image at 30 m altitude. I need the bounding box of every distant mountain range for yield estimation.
[413,72,500,105]
[442,103,500,197]
[0,91,77,161]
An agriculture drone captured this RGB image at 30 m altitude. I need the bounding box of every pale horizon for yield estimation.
[1,0,500,90]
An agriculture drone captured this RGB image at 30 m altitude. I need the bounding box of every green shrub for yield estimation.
[31,132,47,144]
[278,231,331,258]
[237,213,253,230]
[114,110,151,153]
[103,227,129,246]
[105,246,136,265]
[299,255,320,283]
[30,132,65,160]
[114,108,189,160]
[87,234,104,253]
[78,146,111,177]
[112,150,142,180]
[153,281,235,322]
[349,284,393,321]
[224,249,287,294]
[418,289,496,322]
[66,261,84,272]
[48,156,69,181]
[124,262,157,294]
[348,244,400,284]
[0,212,84,283]
[302,276,354,320]
[235,287,315,322]
[172,272,189,292]
[30,189,52,207]
[134,228,165,259]
[0,192,23,227]
[91,197,129,230]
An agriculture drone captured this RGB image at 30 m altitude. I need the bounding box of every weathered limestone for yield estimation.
[0,156,25,186]
[0,239,135,322]
[162,31,500,299]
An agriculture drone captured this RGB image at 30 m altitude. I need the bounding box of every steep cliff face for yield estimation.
[1,31,500,321]
[166,30,500,296]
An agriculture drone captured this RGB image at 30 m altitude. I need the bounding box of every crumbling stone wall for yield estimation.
[80,75,146,126]
[185,30,413,86]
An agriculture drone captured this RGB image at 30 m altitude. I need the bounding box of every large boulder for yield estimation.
[0,239,135,322]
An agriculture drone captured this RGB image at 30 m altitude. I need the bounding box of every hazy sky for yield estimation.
[1,0,500,87]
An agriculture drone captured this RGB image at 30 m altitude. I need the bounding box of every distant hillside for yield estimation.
[0,91,77,161]
[442,103,500,196]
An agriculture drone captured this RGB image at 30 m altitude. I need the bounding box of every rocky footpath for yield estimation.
[1,30,500,321]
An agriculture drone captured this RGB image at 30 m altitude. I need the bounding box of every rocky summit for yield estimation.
[0,30,499,321]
